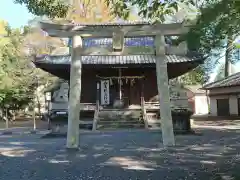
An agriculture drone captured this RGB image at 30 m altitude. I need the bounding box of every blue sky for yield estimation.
[0,0,34,28]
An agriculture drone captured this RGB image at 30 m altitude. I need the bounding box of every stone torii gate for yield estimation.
[39,21,191,149]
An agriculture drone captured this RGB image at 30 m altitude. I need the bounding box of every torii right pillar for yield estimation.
[155,34,175,147]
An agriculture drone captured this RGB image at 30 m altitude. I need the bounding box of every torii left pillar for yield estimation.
[155,34,175,147]
[66,35,83,149]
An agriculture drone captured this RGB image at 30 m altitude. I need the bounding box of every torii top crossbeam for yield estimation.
[39,21,194,57]
[40,21,191,38]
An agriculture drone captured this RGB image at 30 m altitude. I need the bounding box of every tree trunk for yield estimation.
[224,36,233,77]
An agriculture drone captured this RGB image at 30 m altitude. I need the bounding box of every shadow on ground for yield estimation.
[0,128,240,180]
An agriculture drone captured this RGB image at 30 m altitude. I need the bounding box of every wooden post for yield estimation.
[140,78,148,128]
[66,35,83,149]
[92,82,100,131]
[155,35,175,147]
[118,68,122,100]
[141,97,148,129]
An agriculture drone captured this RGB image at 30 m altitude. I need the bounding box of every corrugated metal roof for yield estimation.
[35,54,199,65]
[203,72,240,89]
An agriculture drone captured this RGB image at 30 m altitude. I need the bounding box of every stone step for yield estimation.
[96,109,144,130]
[148,123,161,128]
[147,118,160,122]
[147,120,160,124]
[98,115,142,120]
[98,111,142,117]
[146,112,157,115]
[98,120,143,125]
[99,109,141,112]
[97,123,145,129]
[99,109,142,112]
[98,116,142,121]
[98,117,141,121]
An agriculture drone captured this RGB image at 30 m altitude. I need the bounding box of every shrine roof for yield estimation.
[202,72,240,89]
[35,52,202,65]
[34,52,203,80]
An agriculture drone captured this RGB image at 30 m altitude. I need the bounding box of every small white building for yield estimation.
[203,72,240,116]
[184,85,208,115]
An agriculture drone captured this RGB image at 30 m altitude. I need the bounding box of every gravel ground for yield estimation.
[0,127,240,180]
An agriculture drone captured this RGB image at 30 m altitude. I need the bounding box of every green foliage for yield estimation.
[64,0,117,23]
[15,0,240,82]
[180,66,205,85]
[108,0,240,78]
[14,0,188,22]
[0,24,36,111]
[14,0,69,18]
[0,88,33,109]
[186,1,240,53]
[14,0,240,55]
[107,0,189,22]
[184,1,240,78]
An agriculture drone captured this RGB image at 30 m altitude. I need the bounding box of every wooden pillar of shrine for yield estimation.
[155,35,175,147]
[66,35,83,149]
